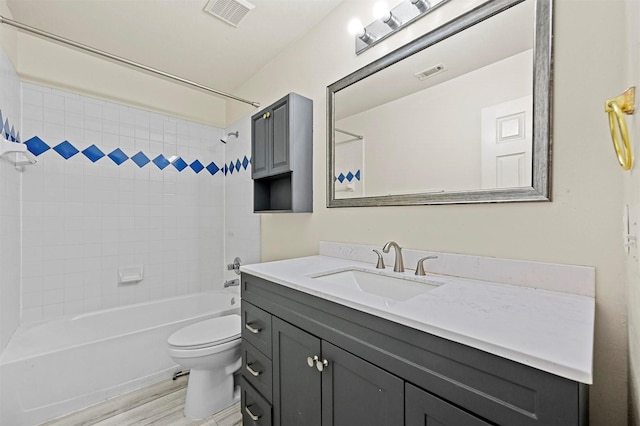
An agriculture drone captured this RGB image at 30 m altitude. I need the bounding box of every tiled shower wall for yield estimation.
[19,82,256,322]
[0,46,21,352]
[224,118,261,283]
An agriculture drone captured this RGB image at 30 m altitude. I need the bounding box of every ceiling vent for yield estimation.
[414,64,446,81]
[203,0,255,28]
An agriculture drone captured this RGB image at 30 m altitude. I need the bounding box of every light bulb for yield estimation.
[347,18,365,37]
[372,2,390,21]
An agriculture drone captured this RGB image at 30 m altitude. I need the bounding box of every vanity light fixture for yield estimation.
[411,0,431,13]
[348,18,376,45]
[349,0,449,55]
[373,2,402,30]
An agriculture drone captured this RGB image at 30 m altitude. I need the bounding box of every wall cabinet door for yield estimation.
[251,113,269,179]
[272,317,321,426]
[405,383,492,426]
[251,99,291,180]
[321,341,404,426]
[269,100,290,175]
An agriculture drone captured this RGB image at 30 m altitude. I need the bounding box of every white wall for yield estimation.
[230,0,628,423]
[0,11,21,352]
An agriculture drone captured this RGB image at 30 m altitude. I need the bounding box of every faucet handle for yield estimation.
[415,256,438,276]
[372,250,385,269]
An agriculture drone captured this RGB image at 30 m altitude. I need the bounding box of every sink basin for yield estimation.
[312,269,438,301]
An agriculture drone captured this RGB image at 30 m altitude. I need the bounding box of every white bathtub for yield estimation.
[0,290,240,426]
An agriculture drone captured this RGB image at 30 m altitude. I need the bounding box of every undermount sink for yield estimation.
[312,269,439,301]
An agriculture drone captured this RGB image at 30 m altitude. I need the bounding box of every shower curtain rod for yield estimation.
[0,15,261,108]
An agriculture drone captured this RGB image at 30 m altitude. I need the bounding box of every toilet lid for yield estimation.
[168,314,241,349]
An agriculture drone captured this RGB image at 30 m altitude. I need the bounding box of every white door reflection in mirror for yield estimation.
[481,95,532,189]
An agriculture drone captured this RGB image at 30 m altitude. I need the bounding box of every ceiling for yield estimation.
[5,0,343,96]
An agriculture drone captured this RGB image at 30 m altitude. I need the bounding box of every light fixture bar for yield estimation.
[354,0,450,55]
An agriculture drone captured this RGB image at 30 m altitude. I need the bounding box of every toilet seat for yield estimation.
[168,314,241,350]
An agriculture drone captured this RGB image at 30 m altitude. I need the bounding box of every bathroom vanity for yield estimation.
[239,244,594,426]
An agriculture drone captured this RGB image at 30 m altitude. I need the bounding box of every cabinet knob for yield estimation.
[307,355,319,368]
[316,358,329,372]
[263,112,271,119]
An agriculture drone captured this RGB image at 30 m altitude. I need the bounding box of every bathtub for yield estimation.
[0,290,240,426]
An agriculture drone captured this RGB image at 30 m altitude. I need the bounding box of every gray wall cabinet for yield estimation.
[251,93,313,213]
[240,273,589,426]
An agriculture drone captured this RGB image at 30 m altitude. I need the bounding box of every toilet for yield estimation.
[167,314,242,419]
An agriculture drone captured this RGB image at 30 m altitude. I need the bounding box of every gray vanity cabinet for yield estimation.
[272,317,321,425]
[251,93,312,213]
[271,317,404,426]
[240,272,588,426]
[405,383,491,426]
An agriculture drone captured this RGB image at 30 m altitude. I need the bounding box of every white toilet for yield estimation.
[167,314,242,419]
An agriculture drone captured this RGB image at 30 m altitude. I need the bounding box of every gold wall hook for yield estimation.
[605,87,635,114]
[605,87,635,170]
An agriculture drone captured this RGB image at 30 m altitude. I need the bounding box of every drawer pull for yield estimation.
[245,405,261,421]
[245,322,261,334]
[246,363,261,377]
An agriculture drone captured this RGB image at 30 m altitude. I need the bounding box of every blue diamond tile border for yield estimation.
[152,154,170,170]
[13,133,252,178]
[53,141,80,160]
[336,170,361,183]
[190,160,204,174]
[131,151,151,168]
[25,136,51,156]
[206,162,220,175]
[172,157,188,172]
[82,144,105,163]
[108,148,129,165]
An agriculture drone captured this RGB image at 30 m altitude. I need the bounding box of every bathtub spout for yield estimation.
[223,279,239,288]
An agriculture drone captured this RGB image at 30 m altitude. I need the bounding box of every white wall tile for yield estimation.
[8,81,259,326]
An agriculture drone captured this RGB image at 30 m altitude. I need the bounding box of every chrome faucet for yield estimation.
[382,241,404,272]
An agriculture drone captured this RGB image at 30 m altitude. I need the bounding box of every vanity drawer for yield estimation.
[241,376,272,426]
[242,301,272,358]
[242,340,273,402]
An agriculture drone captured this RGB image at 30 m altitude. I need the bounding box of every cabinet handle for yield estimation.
[306,355,319,368]
[246,363,261,377]
[262,112,271,119]
[245,405,261,421]
[316,358,329,372]
[245,322,261,334]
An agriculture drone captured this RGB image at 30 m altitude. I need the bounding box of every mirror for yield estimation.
[327,0,552,207]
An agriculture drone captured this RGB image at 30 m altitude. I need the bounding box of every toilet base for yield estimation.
[183,367,240,420]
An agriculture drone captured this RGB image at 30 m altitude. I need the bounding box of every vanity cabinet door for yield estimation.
[321,341,404,426]
[272,317,322,426]
[405,383,492,426]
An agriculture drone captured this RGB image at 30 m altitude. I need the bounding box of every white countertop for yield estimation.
[241,255,594,384]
